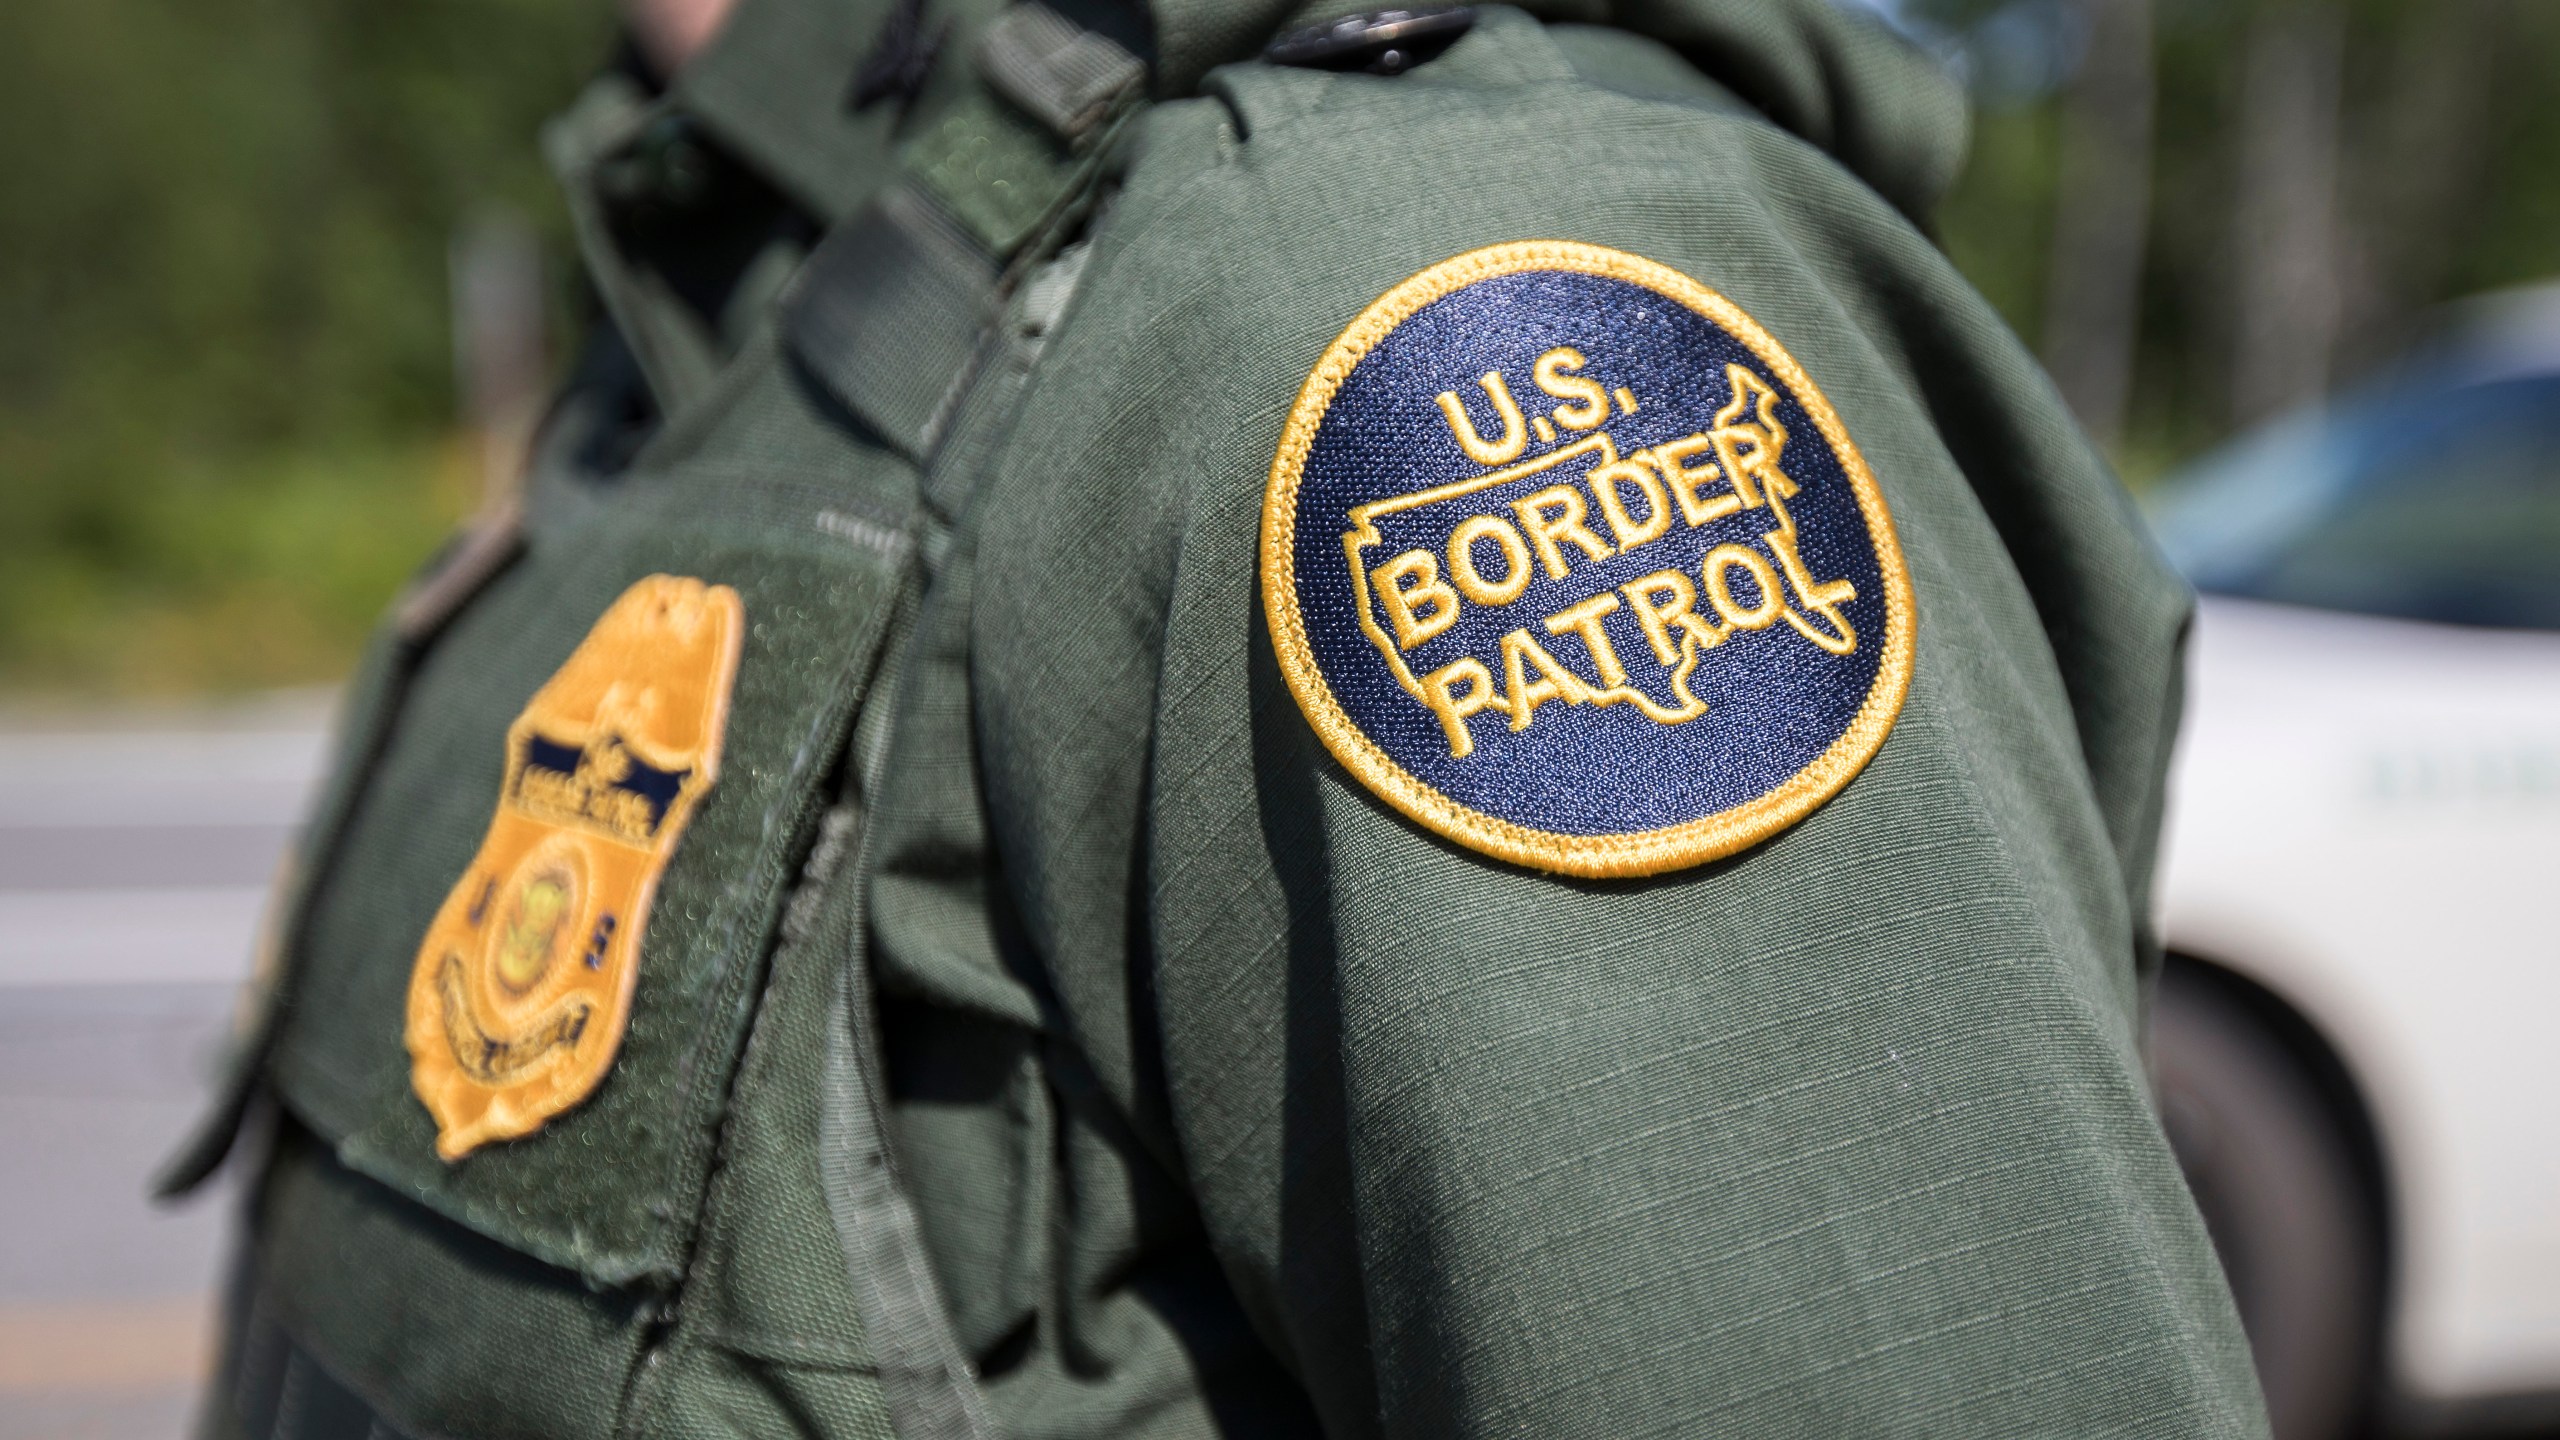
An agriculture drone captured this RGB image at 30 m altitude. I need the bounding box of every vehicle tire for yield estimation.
[2151,962,2383,1440]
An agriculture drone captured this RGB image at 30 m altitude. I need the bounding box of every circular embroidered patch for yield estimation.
[1261,240,1914,878]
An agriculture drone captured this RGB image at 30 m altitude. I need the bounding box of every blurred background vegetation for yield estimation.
[0,0,612,694]
[1916,0,2560,476]
[0,0,2556,695]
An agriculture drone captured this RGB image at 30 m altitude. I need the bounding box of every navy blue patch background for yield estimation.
[1290,267,1890,838]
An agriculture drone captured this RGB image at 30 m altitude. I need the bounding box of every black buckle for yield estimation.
[1265,7,1476,77]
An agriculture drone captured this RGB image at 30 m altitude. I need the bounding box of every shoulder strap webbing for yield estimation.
[782,2,1142,460]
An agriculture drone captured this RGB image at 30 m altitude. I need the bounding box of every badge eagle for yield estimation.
[406,574,743,1160]
[1261,241,1914,878]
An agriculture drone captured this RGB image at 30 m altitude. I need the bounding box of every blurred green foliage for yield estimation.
[3,0,2558,694]
[0,0,613,693]
[1931,0,2560,480]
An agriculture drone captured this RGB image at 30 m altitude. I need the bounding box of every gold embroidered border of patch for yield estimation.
[1259,240,1915,878]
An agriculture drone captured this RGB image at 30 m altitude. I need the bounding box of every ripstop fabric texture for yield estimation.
[874,8,2254,1437]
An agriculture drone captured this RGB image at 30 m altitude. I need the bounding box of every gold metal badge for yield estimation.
[406,574,744,1160]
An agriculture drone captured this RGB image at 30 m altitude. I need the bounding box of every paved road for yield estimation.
[0,696,330,1440]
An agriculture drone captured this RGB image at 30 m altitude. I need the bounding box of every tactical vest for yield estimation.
[161,3,2268,1434]
[164,4,1155,1435]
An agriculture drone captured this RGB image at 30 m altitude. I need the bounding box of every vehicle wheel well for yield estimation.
[2157,951,2398,1331]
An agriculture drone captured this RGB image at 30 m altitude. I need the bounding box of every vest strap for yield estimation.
[979,2,1145,141]
[785,186,1002,458]
[785,2,1143,459]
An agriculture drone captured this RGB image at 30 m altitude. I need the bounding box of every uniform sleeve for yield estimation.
[968,24,2263,1438]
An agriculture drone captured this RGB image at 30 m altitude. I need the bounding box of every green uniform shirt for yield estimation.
[174,3,2268,1437]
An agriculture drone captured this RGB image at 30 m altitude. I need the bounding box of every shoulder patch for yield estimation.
[1260,241,1913,878]
[407,574,744,1160]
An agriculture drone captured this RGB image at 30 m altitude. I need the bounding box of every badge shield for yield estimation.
[406,574,744,1160]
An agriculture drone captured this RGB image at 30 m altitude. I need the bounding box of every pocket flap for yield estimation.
[266,487,912,1286]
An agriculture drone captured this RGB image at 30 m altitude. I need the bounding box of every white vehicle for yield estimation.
[2148,296,2560,1440]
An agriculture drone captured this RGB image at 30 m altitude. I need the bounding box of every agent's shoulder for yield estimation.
[1119,10,1816,249]
[1037,13,1891,421]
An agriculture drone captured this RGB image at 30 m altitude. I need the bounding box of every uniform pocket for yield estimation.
[262,476,912,1287]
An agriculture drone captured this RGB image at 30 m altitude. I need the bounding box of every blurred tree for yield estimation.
[2042,0,2152,446]
[0,0,614,693]
[2229,0,2344,427]
[2332,0,2508,377]
[1921,0,2560,479]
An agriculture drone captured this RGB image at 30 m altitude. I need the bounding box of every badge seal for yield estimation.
[1261,240,1914,878]
[406,574,744,1159]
